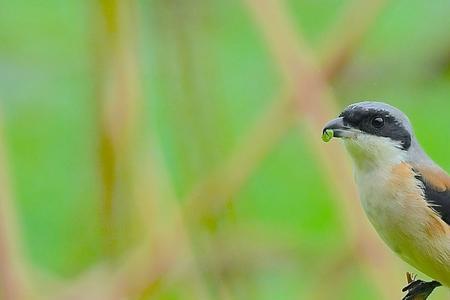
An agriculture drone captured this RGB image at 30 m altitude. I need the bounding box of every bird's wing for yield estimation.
[413,165,450,226]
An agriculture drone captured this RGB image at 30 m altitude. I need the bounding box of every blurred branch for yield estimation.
[0,112,31,300]
[185,95,296,218]
[92,0,140,259]
[320,0,389,80]
[58,1,215,298]
[112,148,211,300]
[55,147,211,300]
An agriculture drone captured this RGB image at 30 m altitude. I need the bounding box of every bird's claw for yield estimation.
[401,273,441,300]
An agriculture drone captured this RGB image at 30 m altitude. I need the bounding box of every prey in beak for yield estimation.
[321,117,357,142]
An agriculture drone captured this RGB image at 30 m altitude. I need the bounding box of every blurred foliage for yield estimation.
[1,0,450,299]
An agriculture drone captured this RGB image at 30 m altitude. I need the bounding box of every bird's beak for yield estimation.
[322,117,354,138]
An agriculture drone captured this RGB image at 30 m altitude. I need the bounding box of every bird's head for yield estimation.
[323,101,417,170]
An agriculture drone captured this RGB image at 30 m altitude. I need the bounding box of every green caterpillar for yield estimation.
[322,129,334,143]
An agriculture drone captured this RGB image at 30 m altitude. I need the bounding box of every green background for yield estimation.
[1,0,450,299]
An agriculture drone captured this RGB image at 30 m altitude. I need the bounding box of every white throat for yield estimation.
[343,135,407,172]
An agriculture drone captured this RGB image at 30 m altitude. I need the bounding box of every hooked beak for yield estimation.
[322,117,355,138]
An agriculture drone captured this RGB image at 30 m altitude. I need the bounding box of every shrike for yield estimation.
[323,102,449,299]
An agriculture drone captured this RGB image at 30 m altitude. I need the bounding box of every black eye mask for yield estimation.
[339,108,411,150]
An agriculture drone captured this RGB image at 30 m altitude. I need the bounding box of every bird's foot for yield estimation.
[402,273,441,300]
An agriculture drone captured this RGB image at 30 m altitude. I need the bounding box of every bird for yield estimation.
[322,101,450,300]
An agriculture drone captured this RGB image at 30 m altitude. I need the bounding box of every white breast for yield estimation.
[356,166,420,249]
[354,164,450,286]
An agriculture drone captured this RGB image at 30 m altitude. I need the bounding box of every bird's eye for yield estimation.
[371,117,384,128]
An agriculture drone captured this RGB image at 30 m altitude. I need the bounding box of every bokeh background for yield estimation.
[1,0,450,299]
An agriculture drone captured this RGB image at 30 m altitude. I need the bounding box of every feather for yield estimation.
[413,165,450,226]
